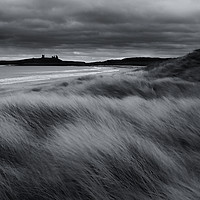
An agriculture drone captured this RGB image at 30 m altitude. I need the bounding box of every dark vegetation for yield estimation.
[0,49,200,199]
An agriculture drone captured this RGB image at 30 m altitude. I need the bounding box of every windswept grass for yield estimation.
[1,94,200,199]
[29,75,200,99]
[146,49,200,81]
[1,51,200,199]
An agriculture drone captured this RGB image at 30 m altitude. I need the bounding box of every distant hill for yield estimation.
[0,55,86,66]
[89,57,171,66]
[147,49,200,81]
[0,55,171,66]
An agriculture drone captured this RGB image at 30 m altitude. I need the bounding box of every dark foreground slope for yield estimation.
[146,49,200,81]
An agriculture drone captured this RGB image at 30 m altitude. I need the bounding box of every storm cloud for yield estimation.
[0,0,200,61]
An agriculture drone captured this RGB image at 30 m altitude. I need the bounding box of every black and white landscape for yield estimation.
[0,1,200,200]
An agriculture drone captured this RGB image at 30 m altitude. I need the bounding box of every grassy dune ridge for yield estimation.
[29,75,200,99]
[146,49,200,81]
[1,49,200,199]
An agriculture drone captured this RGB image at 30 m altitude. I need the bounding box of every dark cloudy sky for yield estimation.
[0,0,200,61]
